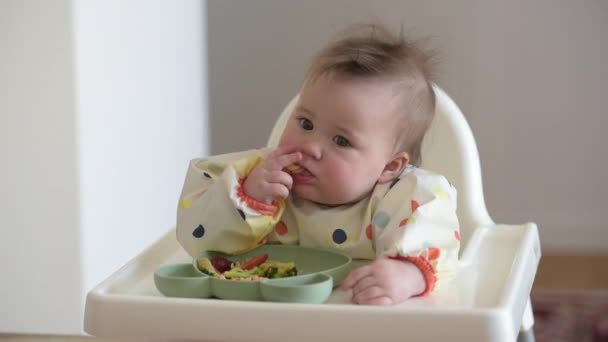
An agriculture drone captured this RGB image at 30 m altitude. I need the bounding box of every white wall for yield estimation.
[0,0,83,333]
[0,0,207,334]
[72,0,207,299]
[206,0,608,253]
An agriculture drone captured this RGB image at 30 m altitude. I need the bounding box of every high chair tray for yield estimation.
[84,223,540,342]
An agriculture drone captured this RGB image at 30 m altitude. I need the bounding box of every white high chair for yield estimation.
[84,86,540,341]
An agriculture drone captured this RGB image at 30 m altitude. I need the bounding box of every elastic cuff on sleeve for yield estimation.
[237,177,279,216]
[389,255,437,296]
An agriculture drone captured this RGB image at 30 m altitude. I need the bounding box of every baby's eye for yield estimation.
[298,118,314,131]
[333,135,351,147]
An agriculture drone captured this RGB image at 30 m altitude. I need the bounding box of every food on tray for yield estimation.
[197,253,298,280]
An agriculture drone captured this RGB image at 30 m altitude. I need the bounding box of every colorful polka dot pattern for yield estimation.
[365,224,373,240]
[397,199,421,228]
[434,187,446,199]
[180,199,192,209]
[373,211,390,229]
[332,229,347,244]
[192,224,205,238]
[182,171,461,265]
[411,200,420,212]
[237,209,246,220]
[275,221,288,236]
[428,247,440,260]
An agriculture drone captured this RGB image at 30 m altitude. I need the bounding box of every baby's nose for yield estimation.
[300,141,322,160]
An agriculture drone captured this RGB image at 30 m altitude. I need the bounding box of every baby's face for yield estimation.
[278,75,402,206]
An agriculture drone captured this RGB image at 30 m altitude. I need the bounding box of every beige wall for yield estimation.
[207,0,608,252]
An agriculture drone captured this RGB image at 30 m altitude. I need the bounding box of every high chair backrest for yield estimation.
[267,85,494,247]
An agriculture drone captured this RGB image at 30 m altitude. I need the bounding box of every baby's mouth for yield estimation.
[286,164,314,184]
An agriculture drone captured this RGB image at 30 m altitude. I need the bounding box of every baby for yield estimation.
[176,24,460,305]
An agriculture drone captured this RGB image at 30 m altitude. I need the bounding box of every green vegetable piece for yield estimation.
[260,261,297,278]
[266,266,278,279]
[224,266,264,279]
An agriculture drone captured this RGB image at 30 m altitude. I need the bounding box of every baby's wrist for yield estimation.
[242,176,262,201]
[243,168,273,203]
[238,177,278,216]
[388,256,431,297]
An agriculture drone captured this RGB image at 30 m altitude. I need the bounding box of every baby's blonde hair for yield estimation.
[306,24,436,166]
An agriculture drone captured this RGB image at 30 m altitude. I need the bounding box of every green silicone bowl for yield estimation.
[194,245,351,302]
[261,273,333,303]
[154,245,351,303]
[154,263,211,298]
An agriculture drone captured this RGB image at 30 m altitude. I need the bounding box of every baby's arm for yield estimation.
[176,148,298,257]
[341,169,461,305]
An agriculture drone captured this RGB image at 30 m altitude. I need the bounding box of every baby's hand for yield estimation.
[340,258,426,306]
[243,146,302,204]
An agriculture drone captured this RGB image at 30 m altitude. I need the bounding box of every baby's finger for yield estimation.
[270,152,302,170]
[267,170,293,189]
[266,146,286,159]
[351,275,377,296]
[358,296,393,306]
[267,145,299,159]
[351,285,388,305]
[340,265,373,290]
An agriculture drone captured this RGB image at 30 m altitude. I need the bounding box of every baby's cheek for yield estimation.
[277,120,304,148]
[277,128,295,148]
[324,161,352,186]
[277,136,292,149]
[328,160,377,197]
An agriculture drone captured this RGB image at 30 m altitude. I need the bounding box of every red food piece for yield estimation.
[211,256,233,273]
[241,254,268,270]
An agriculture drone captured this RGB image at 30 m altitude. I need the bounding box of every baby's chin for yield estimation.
[291,187,364,207]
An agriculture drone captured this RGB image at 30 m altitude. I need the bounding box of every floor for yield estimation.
[533,254,608,290]
[2,253,607,341]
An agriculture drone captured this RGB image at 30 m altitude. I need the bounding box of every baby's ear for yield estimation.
[378,152,409,184]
